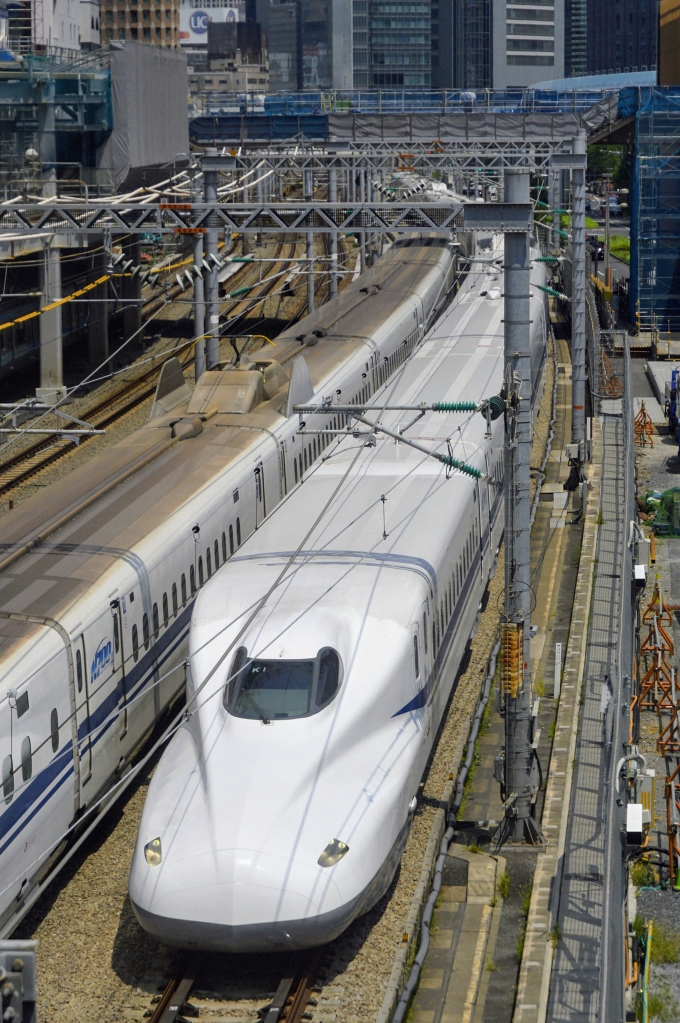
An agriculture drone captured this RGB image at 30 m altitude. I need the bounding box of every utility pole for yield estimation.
[194,231,205,380]
[304,165,315,314]
[501,167,539,844]
[329,160,338,298]
[203,148,220,371]
[571,130,587,450]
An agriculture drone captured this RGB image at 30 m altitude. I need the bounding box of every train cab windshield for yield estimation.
[225,647,342,721]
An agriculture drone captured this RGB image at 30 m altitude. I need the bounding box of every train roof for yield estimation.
[0,236,453,660]
[192,242,547,659]
[192,250,519,648]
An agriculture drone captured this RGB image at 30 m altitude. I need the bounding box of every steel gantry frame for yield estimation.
[0,200,533,236]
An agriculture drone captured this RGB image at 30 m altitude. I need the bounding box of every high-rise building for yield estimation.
[366,0,432,87]
[660,0,680,85]
[492,0,565,87]
[268,0,351,89]
[586,0,658,75]
[100,0,180,46]
[565,0,587,76]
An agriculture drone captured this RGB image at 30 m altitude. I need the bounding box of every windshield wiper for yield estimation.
[241,688,271,725]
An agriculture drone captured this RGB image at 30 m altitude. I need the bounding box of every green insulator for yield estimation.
[442,456,482,479]
[232,256,253,263]
[485,394,505,421]
[433,401,478,412]
[229,285,251,297]
[535,256,559,263]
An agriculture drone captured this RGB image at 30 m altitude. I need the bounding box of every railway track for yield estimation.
[149,952,323,1023]
[0,233,333,499]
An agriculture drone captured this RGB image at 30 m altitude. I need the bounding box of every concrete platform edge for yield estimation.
[512,418,603,1023]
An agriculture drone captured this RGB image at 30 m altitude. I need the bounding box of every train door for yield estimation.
[254,462,265,528]
[72,634,92,789]
[110,600,128,739]
[421,600,433,738]
[477,477,488,578]
[278,442,287,498]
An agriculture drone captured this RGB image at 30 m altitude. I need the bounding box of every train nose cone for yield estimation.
[130,847,348,952]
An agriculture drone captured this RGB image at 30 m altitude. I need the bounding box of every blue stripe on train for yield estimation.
[0,605,192,853]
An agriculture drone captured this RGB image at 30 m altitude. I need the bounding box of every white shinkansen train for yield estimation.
[0,235,458,934]
[129,237,548,953]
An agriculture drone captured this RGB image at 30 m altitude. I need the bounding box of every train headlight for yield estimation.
[144,837,162,867]
[317,839,349,868]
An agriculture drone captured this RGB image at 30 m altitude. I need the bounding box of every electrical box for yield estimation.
[634,563,647,589]
[565,443,579,460]
[637,537,651,568]
[626,803,644,845]
[493,755,504,784]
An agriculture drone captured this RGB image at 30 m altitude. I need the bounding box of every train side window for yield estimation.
[229,525,234,556]
[299,454,303,478]
[113,614,120,653]
[16,692,28,718]
[294,460,298,483]
[21,737,32,782]
[190,566,196,595]
[50,709,59,753]
[313,439,317,460]
[152,604,159,640]
[2,755,13,804]
[432,621,436,652]
[181,574,187,604]
[198,557,204,586]
[162,593,169,628]
[303,449,307,471]
[143,614,150,651]
[172,583,178,617]
[132,625,139,662]
[222,533,227,561]
[413,635,420,679]
[236,518,241,546]
[423,613,428,654]
[206,549,212,578]
[76,649,83,693]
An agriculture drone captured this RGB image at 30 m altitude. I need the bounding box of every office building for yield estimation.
[586,0,658,75]
[565,0,586,76]
[492,0,565,88]
[268,0,351,89]
[99,0,180,46]
[269,0,300,88]
[660,0,680,85]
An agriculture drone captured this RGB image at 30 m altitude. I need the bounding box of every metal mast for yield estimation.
[501,167,538,843]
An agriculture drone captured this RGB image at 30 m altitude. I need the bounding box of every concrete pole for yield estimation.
[194,232,205,380]
[38,237,63,397]
[571,131,587,448]
[329,163,338,298]
[359,166,366,275]
[122,237,142,344]
[549,164,557,252]
[204,148,220,370]
[503,168,535,843]
[304,166,315,314]
[87,244,109,369]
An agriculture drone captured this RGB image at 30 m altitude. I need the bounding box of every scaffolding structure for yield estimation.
[629,88,680,334]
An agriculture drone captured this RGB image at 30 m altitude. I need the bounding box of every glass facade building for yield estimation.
[353,0,432,88]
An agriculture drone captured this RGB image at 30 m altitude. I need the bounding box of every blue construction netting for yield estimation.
[190,87,621,122]
[627,88,680,333]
